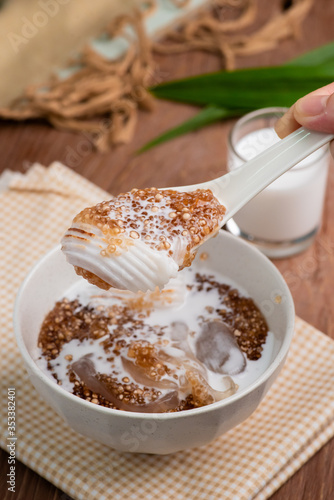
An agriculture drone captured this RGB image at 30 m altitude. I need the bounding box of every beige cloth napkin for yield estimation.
[1,163,334,500]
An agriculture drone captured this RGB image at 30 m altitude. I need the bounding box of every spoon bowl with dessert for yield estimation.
[62,127,332,294]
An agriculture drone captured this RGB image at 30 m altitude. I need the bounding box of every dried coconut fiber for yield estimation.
[0,0,314,151]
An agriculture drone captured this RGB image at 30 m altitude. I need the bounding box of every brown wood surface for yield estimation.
[1,1,334,499]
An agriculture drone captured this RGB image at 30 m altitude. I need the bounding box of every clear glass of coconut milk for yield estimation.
[226,107,330,258]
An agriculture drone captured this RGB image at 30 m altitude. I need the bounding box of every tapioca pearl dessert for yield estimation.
[36,269,272,414]
[61,188,226,293]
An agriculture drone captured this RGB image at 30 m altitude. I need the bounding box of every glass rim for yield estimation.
[228,107,329,172]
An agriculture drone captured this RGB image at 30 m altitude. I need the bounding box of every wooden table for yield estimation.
[1,1,334,498]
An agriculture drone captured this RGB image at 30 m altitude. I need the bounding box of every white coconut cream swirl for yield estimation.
[61,187,225,292]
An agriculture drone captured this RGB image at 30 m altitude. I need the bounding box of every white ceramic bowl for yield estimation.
[14,231,295,454]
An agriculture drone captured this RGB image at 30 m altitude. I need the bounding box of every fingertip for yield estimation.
[294,92,334,133]
[274,117,285,138]
[275,107,299,138]
[294,94,329,119]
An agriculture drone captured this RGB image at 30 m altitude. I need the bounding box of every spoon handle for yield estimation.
[212,127,333,222]
[171,127,333,224]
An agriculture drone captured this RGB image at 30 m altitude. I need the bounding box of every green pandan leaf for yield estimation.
[137,106,247,153]
[150,66,334,108]
[139,42,334,152]
[286,41,334,67]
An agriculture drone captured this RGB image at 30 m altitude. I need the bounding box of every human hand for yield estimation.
[275,82,334,159]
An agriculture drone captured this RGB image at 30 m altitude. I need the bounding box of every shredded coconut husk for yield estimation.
[153,0,314,69]
[0,0,314,151]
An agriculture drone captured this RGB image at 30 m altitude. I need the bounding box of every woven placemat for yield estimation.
[1,163,334,500]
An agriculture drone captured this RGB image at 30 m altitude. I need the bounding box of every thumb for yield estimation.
[294,92,334,134]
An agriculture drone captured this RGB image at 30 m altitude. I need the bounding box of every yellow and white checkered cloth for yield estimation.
[1,163,334,500]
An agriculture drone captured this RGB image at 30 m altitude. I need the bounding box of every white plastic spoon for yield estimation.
[62,128,333,292]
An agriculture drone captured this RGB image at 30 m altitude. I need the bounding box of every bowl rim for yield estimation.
[13,231,295,421]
